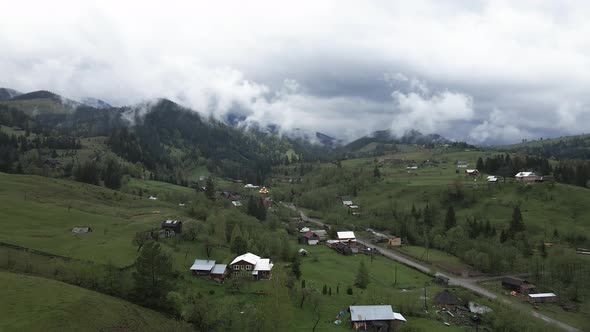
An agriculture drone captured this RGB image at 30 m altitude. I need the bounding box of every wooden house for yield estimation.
[515,172,540,183]
[300,230,320,245]
[189,259,216,276]
[434,289,461,310]
[161,219,182,233]
[388,237,402,247]
[210,264,228,282]
[349,305,406,331]
[337,231,357,247]
[501,277,536,294]
[229,252,273,280]
[527,293,556,304]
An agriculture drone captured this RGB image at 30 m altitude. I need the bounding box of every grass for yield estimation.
[394,246,472,275]
[290,243,474,331]
[0,99,71,115]
[0,173,196,266]
[0,271,186,332]
[479,280,590,331]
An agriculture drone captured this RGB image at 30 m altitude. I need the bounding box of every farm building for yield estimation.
[406,166,418,170]
[465,169,479,176]
[148,196,158,200]
[501,277,536,294]
[231,201,242,207]
[299,230,320,245]
[244,184,259,189]
[229,252,273,280]
[210,264,228,281]
[342,200,354,206]
[388,237,402,247]
[434,289,461,310]
[487,175,499,183]
[298,248,309,256]
[161,219,183,233]
[334,242,355,255]
[349,305,406,331]
[527,293,557,304]
[190,259,216,276]
[71,227,92,234]
[311,229,328,241]
[337,231,357,246]
[515,172,540,182]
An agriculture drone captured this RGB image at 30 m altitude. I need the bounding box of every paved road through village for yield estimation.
[282,202,580,332]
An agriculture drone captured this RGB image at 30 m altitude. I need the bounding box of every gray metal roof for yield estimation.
[349,305,399,322]
[190,259,216,271]
[211,264,227,274]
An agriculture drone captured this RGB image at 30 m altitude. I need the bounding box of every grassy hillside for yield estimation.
[0,99,72,115]
[0,271,188,332]
[0,172,196,266]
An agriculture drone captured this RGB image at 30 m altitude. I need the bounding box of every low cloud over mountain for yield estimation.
[1,1,589,144]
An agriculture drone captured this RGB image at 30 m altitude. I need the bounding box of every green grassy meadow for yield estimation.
[0,271,187,332]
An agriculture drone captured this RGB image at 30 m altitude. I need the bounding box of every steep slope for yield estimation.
[0,87,22,100]
[0,271,188,332]
[0,90,81,115]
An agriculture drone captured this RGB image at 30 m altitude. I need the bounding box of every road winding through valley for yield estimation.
[282,202,580,332]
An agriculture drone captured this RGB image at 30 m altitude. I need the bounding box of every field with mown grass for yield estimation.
[0,172,199,266]
[0,271,189,332]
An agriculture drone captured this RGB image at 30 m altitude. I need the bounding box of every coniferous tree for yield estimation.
[476,157,484,171]
[444,206,456,230]
[133,242,174,308]
[509,206,526,234]
[373,166,381,178]
[355,260,369,289]
[205,177,215,200]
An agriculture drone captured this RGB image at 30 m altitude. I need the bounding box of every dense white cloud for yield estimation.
[1,0,590,143]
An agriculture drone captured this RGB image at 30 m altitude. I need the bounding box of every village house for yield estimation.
[349,305,406,331]
[299,230,320,245]
[337,231,357,247]
[334,242,355,255]
[434,289,461,310]
[406,166,418,170]
[231,201,242,207]
[342,200,354,206]
[229,252,273,280]
[161,219,182,234]
[527,293,557,304]
[210,264,228,282]
[487,175,499,183]
[501,277,536,294]
[465,169,479,176]
[244,183,259,189]
[189,259,216,276]
[259,186,269,194]
[515,172,540,183]
[388,237,402,247]
[148,196,158,200]
[298,248,309,256]
[311,229,328,241]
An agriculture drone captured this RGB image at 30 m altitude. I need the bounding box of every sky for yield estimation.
[1,0,590,144]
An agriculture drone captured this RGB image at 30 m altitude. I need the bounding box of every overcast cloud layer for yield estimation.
[2,0,590,144]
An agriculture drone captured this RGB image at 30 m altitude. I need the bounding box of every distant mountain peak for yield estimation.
[0,87,22,100]
[81,97,112,109]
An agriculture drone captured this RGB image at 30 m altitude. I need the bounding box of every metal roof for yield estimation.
[211,264,227,274]
[230,252,261,265]
[337,231,356,239]
[349,305,405,322]
[190,259,216,271]
[528,293,556,298]
[254,258,273,271]
[515,172,536,177]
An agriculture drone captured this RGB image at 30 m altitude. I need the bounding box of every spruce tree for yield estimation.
[205,177,215,201]
[509,206,526,234]
[355,260,370,289]
[444,206,456,230]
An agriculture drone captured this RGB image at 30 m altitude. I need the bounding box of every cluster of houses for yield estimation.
[189,252,274,282]
[501,276,557,304]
